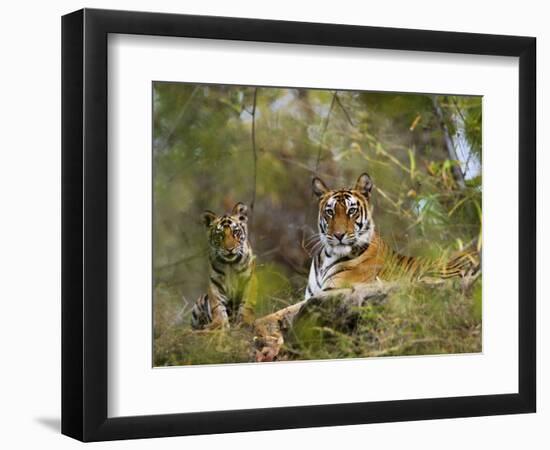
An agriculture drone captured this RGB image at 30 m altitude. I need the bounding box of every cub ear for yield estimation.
[355,172,373,199]
[312,177,329,198]
[232,202,248,222]
[202,210,218,227]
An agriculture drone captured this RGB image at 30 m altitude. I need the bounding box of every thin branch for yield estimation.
[278,155,334,176]
[250,88,258,213]
[373,143,411,175]
[314,91,337,173]
[155,301,194,339]
[154,251,206,271]
[334,93,355,127]
[158,86,199,153]
[374,186,413,219]
[450,96,467,123]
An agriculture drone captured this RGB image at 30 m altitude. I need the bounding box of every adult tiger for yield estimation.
[306,173,480,300]
[191,202,257,330]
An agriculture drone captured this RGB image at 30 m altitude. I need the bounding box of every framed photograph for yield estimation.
[62,8,536,442]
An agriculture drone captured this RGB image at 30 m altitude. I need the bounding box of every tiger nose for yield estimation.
[333,232,345,242]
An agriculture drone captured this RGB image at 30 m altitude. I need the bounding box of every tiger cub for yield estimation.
[306,173,480,299]
[191,202,257,330]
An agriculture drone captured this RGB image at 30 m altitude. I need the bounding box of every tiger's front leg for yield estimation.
[235,265,258,327]
[205,286,230,330]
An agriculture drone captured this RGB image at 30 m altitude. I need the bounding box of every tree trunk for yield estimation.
[432,96,466,189]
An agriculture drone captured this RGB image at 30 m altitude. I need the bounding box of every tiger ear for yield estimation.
[202,210,217,227]
[355,173,373,199]
[312,177,329,198]
[232,202,248,222]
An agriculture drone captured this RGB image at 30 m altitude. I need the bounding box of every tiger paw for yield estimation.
[253,334,283,362]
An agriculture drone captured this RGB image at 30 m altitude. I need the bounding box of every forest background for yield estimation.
[152,83,482,365]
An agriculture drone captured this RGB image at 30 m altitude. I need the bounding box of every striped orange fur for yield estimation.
[306,173,480,299]
[191,202,257,330]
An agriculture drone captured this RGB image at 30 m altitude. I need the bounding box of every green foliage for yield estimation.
[152,83,482,366]
[155,329,254,366]
[285,280,482,360]
[254,263,294,316]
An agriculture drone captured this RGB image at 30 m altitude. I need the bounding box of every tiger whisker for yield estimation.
[307,241,324,256]
[303,234,322,245]
[303,235,321,248]
[304,240,320,249]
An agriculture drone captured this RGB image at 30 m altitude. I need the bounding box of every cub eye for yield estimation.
[348,207,358,216]
[325,208,334,217]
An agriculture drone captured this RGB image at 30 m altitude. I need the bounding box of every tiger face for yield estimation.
[312,173,375,257]
[202,202,249,262]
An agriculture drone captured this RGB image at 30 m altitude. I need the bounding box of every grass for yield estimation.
[284,279,481,361]
[153,277,481,366]
[155,328,254,366]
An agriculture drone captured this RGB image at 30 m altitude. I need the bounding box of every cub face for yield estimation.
[202,202,249,262]
[312,173,375,256]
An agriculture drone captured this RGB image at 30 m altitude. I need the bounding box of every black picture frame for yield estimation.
[62,8,536,442]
